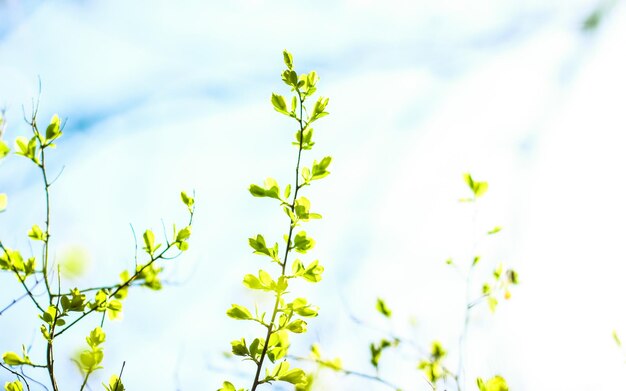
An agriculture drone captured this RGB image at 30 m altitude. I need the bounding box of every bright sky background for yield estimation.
[1,0,626,390]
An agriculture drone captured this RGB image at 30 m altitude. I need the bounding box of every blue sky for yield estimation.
[1,0,626,390]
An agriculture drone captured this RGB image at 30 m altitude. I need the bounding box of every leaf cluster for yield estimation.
[222,50,331,391]
[0,111,193,391]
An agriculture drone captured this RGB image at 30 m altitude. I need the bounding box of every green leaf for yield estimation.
[86,327,106,348]
[61,288,87,312]
[286,297,319,317]
[487,296,498,313]
[271,93,289,115]
[430,341,446,359]
[249,178,281,200]
[143,229,156,255]
[103,375,125,391]
[281,70,298,88]
[477,376,509,391]
[370,339,393,369]
[27,224,46,241]
[181,191,195,210]
[243,270,285,292]
[226,304,253,320]
[249,338,262,359]
[307,71,319,88]
[0,140,10,160]
[79,349,104,371]
[463,173,488,198]
[14,136,29,157]
[231,338,249,357]
[278,367,307,385]
[309,97,329,123]
[506,269,519,285]
[301,260,324,283]
[613,330,622,347]
[474,182,488,197]
[487,226,502,235]
[217,382,236,391]
[283,50,294,70]
[284,184,291,200]
[248,234,278,259]
[311,157,332,180]
[4,381,23,391]
[14,136,39,163]
[106,299,123,320]
[0,193,7,213]
[293,127,315,150]
[176,226,192,242]
[243,274,265,290]
[269,361,307,385]
[2,351,31,366]
[293,231,315,253]
[45,114,62,143]
[285,319,307,333]
[493,263,503,280]
[375,298,392,318]
[0,248,25,272]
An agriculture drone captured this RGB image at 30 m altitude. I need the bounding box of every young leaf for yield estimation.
[226,304,253,320]
[293,231,315,253]
[2,351,31,366]
[45,114,62,143]
[103,375,125,391]
[271,93,289,115]
[27,224,46,241]
[613,330,622,347]
[487,226,502,235]
[0,140,10,159]
[143,229,156,255]
[283,50,294,70]
[218,382,237,391]
[477,375,509,391]
[181,191,195,210]
[231,338,249,357]
[4,381,23,391]
[375,298,392,318]
[311,157,332,180]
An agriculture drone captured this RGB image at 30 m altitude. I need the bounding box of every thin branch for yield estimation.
[0,278,43,315]
[19,367,49,391]
[290,356,402,390]
[250,89,307,391]
[0,242,45,313]
[1,363,31,391]
[54,209,194,338]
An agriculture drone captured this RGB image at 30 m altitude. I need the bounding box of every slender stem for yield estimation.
[51,282,142,297]
[56,208,194,338]
[45,267,62,391]
[35,128,54,304]
[290,355,402,390]
[0,363,32,391]
[0,279,43,315]
[250,91,306,391]
[0,242,45,313]
[79,371,92,391]
[456,200,479,391]
[115,361,126,389]
[53,208,191,339]
[45,339,58,391]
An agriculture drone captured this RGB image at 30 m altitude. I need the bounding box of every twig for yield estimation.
[0,363,31,391]
[250,89,307,391]
[290,355,402,390]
